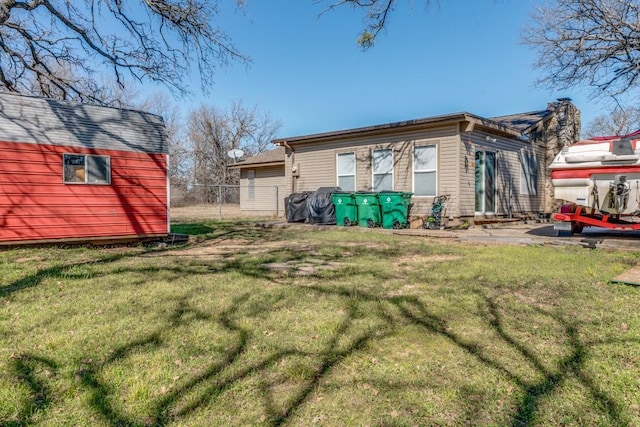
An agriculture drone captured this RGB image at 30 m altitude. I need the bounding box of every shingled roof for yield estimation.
[0,92,168,154]
[490,110,554,133]
[229,147,285,168]
[271,102,567,147]
[273,112,524,146]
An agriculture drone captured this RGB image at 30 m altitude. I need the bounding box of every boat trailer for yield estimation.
[553,205,640,236]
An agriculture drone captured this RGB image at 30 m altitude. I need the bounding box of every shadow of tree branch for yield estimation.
[1,230,635,426]
[2,354,58,427]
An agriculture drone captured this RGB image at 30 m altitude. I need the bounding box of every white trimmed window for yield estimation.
[337,152,355,191]
[413,145,437,196]
[247,170,255,199]
[63,154,110,184]
[520,149,538,195]
[372,148,393,191]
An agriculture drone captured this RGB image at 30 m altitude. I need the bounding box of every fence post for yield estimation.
[218,185,222,220]
[275,186,279,217]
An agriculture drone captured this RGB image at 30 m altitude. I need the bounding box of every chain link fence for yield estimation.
[170,183,284,221]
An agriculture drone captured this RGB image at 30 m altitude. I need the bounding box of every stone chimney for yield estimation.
[549,97,581,149]
[540,98,581,212]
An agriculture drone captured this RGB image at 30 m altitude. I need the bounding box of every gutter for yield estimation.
[272,112,522,146]
[282,140,296,193]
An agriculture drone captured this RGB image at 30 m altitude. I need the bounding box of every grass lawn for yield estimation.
[1,221,639,426]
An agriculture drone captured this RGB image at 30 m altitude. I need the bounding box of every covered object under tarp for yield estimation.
[307,187,340,225]
[285,192,311,222]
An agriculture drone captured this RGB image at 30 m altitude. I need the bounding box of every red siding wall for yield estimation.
[0,141,168,243]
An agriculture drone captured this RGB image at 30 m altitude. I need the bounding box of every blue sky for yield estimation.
[178,0,602,139]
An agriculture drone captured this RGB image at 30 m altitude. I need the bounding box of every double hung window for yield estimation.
[337,152,355,191]
[247,170,255,199]
[372,149,393,191]
[413,145,437,196]
[520,149,538,195]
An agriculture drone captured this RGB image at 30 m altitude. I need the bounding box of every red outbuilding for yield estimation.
[0,93,169,245]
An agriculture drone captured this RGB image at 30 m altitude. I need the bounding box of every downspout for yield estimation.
[282,140,296,194]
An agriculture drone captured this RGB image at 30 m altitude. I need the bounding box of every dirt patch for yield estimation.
[396,254,462,263]
[394,254,462,269]
[262,259,343,276]
[144,235,345,275]
[388,254,464,296]
[13,257,45,263]
[144,238,318,260]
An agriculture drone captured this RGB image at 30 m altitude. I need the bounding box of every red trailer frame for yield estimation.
[553,205,640,235]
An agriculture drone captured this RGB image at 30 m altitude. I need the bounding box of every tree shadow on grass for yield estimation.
[2,354,58,427]
[69,287,393,426]
[0,224,284,299]
[0,253,127,298]
[392,292,631,426]
[2,231,638,426]
[282,279,634,426]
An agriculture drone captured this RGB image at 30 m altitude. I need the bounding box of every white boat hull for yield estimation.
[550,139,640,215]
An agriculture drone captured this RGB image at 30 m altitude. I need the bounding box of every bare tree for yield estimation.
[187,102,281,203]
[317,0,398,48]
[138,92,190,189]
[524,0,640,99]
[0,0,248,105]
[189,106,231,203]
[584,106,640,138]
[316,0,444,48]
[230,103,282,156]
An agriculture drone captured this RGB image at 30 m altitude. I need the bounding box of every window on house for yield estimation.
[413,145,437,196]
[247,170,255,199]
[520,149,538,195]
[372,148,393,191]
[337,152,355,191]
[63,154,110,184]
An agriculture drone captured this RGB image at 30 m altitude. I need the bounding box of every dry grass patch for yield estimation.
[171,204,242,221]
[261,259,344,276]
[146,239,297,259]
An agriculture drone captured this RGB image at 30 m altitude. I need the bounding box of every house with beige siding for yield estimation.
[229,147,286,216]
[239,99,580,223]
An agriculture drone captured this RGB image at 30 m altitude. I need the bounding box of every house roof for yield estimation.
[228,147,285,169]
[0,92,168,154]
[490,110,554,133]
[272,111,526,146]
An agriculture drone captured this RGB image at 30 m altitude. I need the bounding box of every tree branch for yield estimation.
[525,0,640,100]
[0,0,249,105]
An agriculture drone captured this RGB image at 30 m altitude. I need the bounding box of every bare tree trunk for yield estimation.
[187,102,281,204]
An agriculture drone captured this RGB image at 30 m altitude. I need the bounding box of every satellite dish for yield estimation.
[227,148,245,163]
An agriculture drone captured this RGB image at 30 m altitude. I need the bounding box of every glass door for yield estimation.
[475,151,496,214]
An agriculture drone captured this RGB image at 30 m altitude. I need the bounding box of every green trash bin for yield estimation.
[332,192,358,226]
[354,192,381,228]
[379,191,413,229]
